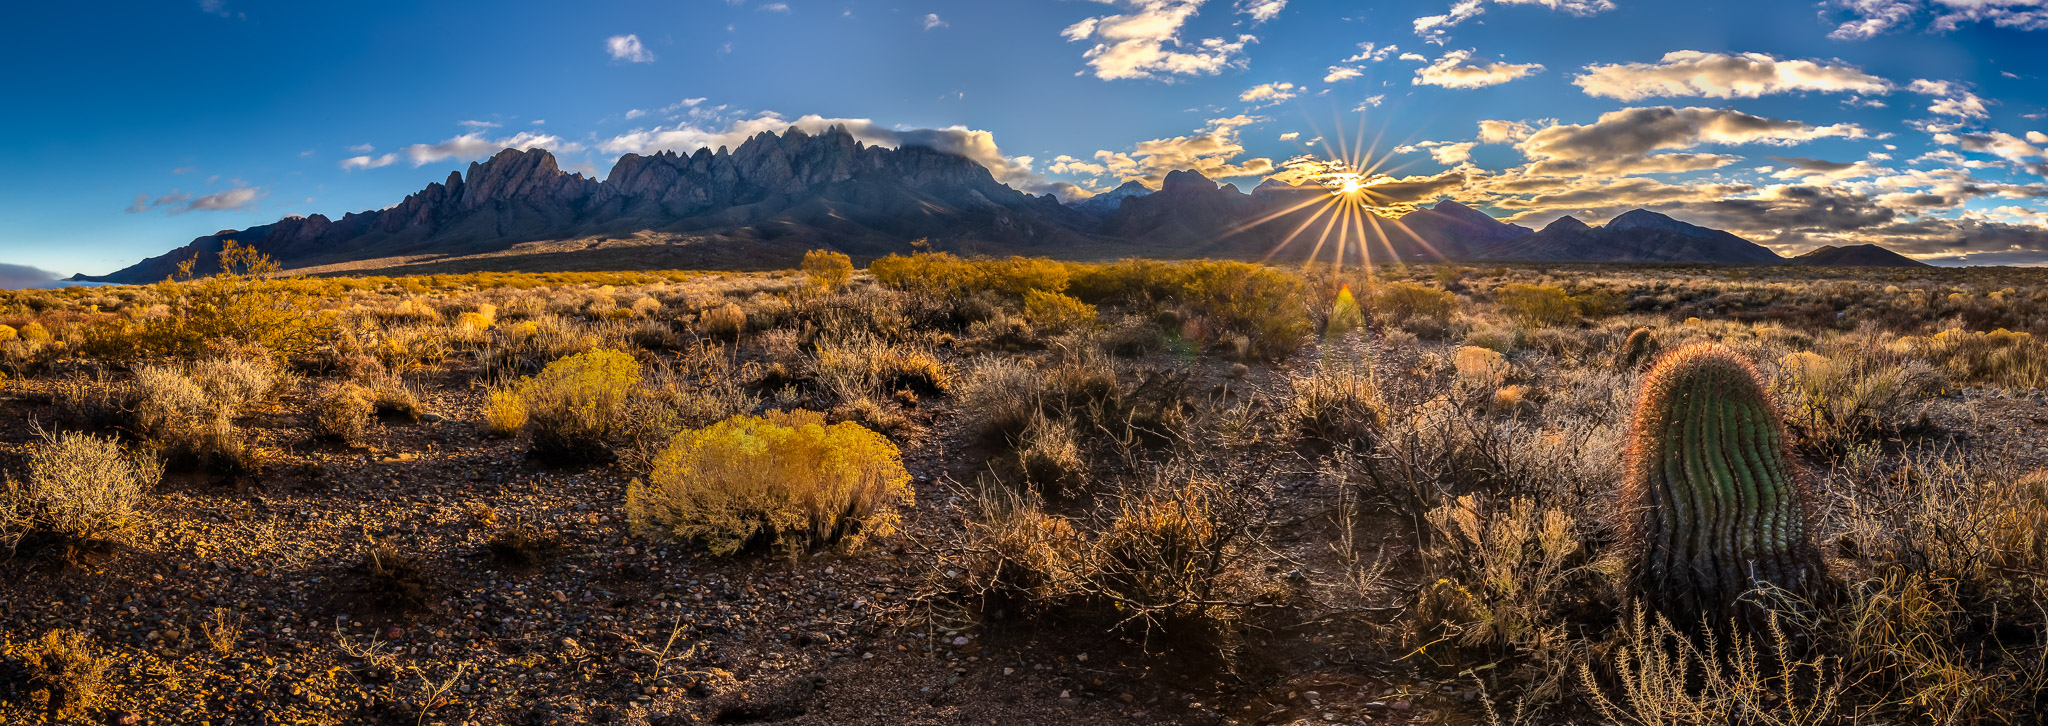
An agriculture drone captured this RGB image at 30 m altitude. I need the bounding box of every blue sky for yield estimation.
[3,0,2046,277]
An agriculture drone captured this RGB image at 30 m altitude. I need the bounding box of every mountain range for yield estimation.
[82,126,1925,283]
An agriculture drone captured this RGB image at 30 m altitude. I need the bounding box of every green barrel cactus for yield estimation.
[1621,343,1823,619]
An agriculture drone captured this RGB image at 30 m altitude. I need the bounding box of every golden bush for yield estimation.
[515,349,642,460]
[699,302,747,338]
[626,409,912,555]
[311,383,374,445]
[802,249,855,291]
[1022,289,1097,334]
[483,385,528,437]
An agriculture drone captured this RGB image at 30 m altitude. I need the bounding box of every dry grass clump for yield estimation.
[130,362,261,471]
[356,536,433,611]
[482,385,527,437]
[7,629,118,721]
[955,356,1046,439]
[627,409,912,555]
[1580,608,1840,726]
[2,430,160,551]
[311,382,375,445]
[1286,363,1384,448]
[1773,346,1941,456]
[698,302,748,339]
[1453,345,1512,391]
[815,329,951,404]
[1004,413,1088,497]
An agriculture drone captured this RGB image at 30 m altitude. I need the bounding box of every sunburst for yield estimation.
[1224,111,1453,279]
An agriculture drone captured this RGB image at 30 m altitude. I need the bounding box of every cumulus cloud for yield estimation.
[1344,42,1398,63]
[759,2,790,12]
[1062,0,1255,81]
[0,264,61,289]
[1517,106,1867,163]
[1910,79,1991,118]
[341,153,398,170]
[125,187,267,215]
[1476,119,1541,144]
[922,13,947,30]
[1083,116,1277,186]
[1825,0,2048,40]
[1412,49,1544,89]
[606,34,654,63]
[404,131,577,166]
[1414,0,1614,43]
[1240,82,1298,104]
[1574,51,1892,100]
[1237,0,1287,23]
[1324,66,1363,82]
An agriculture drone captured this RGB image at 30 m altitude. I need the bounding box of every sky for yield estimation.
[3,0,2047,278]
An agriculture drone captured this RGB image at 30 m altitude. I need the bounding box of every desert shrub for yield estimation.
[0,324,15,342]
[1417,496,1601,701]
[3,430,160,548]
[514,349,642,462]
[801,249,854,291]
[50,372,133,432]
[1917,327,2048,389]
[101,240,335,360]
[8,629,117,721]
[698,302,747,338]
[1022,289,1097,335]
[1286,363,1384,447]
[625,409,912,555]
[1375,281,1459,324]
[949,485,1089,617]
[1497,284,1580,327]
[1087,474,1272,646]
[311,383,374,444]
[1006,413,1088,496]
[1580,608,1840,726]
[130,364,257,471]
[482,385,527,437]
[187,357,277,413]
[956,356,1046,439]
[1774,348,1941,456]
[1453,345,1511,390]
[814,330,951,403]
[1068,259,1312,359]
[871,252,1069,299]
[356,537,432,610]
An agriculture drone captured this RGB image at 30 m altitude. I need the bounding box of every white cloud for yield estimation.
[1344,42,1398,63]
[2030,131,2048,144]
[1240,82,1298,104]
[1237,0,1287,23]
[1414,0,1614,43]
[1476,119,1540,144]
[1574,51,1893,100]
[606,34,654,63]
[404,131,578,166]
[1061,0,1255,81]
[1280,132,1301,141]
[625,109,647,120]
[125,187,266,215]
[1826,0,2048,40]
[341,153,398,170]
[459,119,502,129]
[1395,141,1479,164]
[1413,49,1545,89]
[347,143,376,154]
[923,13,948,30]
[1083,115,1276,185]
[1910,79,1991,118]
[759,2,790,12]
[1324,66,1364,82]
[1354,95,1386,110]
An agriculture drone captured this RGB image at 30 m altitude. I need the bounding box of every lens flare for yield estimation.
[1223,112,1455,279]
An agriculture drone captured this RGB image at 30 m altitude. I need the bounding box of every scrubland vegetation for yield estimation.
[3,248,2048,723]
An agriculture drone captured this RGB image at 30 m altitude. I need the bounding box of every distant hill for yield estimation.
[81,127,1926,282]
[1788,244,1930,268]
[1479,209,1785,266]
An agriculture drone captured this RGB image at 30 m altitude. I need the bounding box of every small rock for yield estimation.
[419,412,445,423]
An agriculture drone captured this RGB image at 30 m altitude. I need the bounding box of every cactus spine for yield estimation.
[1622,343,1823,618]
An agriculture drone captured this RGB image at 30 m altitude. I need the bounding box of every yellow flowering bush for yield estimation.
[627,409,912,555]
[515,349,641,461]
[1023,289,1097,334]
[801,249,854,291]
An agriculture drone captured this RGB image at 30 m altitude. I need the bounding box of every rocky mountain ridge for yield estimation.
[84,127,1917,282]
